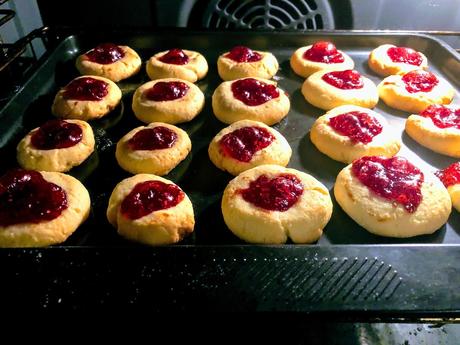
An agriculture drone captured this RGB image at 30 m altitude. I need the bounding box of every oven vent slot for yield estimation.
[201,0,333,30]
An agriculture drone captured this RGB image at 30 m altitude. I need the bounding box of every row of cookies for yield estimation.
[2,155,455,247]
[75,42,280,83]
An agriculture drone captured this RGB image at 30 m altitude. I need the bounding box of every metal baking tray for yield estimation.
[0,30,459,316]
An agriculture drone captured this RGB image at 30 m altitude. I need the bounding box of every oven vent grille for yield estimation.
[202,0,332,30]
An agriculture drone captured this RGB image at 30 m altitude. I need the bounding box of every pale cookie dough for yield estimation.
[208,119,292,176]
[334,159,451,238]
[368,44,428,77]
[217,47,278,81]
[17,119,95,172]
[52,75,122,121]
[436,162,460,213]
[302,70,378,110]
[116,122,191,175]
[146,49,208,82]
[405,105,460,157]
[221,164,333,244]
[106,174,194,245]
[76,44,142,82]
[132,78,205,124]
[448,184,460,213]
[0,170,91,247]
[290,44,354,78]
[310,105,401,163]
[212,77,290,125]
[378,70,454,113]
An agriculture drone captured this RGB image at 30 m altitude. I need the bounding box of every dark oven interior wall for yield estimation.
[36,0,353,29]
[37,0,158,28]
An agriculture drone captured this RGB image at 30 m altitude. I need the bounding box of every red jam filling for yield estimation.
[231,78,280,106]
[0,169,68,226]
[145,81,189,102]
[239,174,304,212]
[420,104,460,129]
[220,126,275,162]
[128,126,177,151]
[387,46,423,66]
[63,77,109,101]
[322,70,364,90]
[225,46,262,63]
[303,41,345,63]
[329,111,383,144]
[158,49,189,65]
[120,180,185,220]
[31,119,83,150]
[352,156,424,213]
[436,162,460,188]
[86,43,125,64]
[402,70,439,93]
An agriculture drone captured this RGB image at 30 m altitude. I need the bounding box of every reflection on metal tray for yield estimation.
[0,30,459,315]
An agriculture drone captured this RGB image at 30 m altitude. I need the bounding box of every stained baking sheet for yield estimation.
[1,31,460,314]
[1,31,460,247]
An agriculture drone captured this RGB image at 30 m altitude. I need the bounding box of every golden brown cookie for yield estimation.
[290,41,354,78]
[334,156,451,238]
[217,46,278,81]
[310,105,401,163]
[76,43,141,82]
[0,169,90,247]
[146,49,208,82]
[436,162,460,213]
[221,164,333,244]
[378,69,454,113]
[52,75,122,121]
[208,119,292,176]
[17,119,95,172]
[302,69,378,110]
[405,104,460,157]
[212,77,290,125]
[115,122,191,175]
[368,44,428,77]
[132,78,205,124]
[106,174,194,245]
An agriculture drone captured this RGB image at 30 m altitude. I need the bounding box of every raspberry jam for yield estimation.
[120,180,185,220]
[158,49,189,65]
[402,70,439,93]
[63,77,109,101]
[31,120,83,150]
[86,43,124,64]
[225,46,262,63]
[322,70,364,90]
[329,111,383,144]
[231,78,280,106]
[387,46,423,66]
[303,41,345,63]
[128,126,177,151]
[352,156,424,213]
[436,162,460,188]
[220,126,275,162]
[0,169,68,226]
[145,81,189,102]
[420,104,460,129]
[239,174,304,212]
